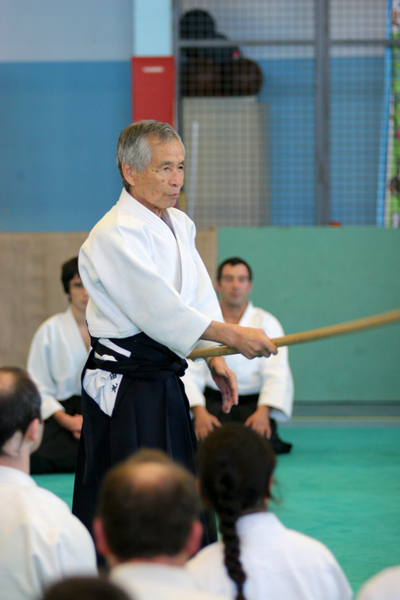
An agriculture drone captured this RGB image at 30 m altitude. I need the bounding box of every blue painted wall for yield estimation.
[258,57,385,225]
[0,0,388,230]
[0,61,131,231]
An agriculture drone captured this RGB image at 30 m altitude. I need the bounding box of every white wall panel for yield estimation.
[0,0,133,61]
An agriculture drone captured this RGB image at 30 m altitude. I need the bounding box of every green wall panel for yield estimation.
[218,228,400,402]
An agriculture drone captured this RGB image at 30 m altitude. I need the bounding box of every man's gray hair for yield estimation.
[116,120,185,191]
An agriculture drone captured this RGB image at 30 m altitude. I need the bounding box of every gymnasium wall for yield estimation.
[1,1,398,404]
[257,57,384,226]
[0,229,217,371]
[219,227,400,402]
[2,227,398,404]
[0,0,132,232]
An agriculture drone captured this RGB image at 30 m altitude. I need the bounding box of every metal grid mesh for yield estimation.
[176,0,396,227]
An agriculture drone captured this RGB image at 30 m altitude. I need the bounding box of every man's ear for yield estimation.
[122,162,136,187]
[93,518,111,558]
[185,520,203,559]
[26,418,43,453]
[26,418,42,443]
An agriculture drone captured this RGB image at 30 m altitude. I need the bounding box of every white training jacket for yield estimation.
[27,307,89,420]
[186,512,352,600]
[79,189,222,359]
[0,466,97,600]
[182,302,294,421]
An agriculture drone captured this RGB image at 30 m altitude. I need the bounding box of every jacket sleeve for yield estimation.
[27,323,65,420]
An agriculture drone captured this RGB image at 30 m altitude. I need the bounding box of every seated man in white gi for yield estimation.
[183,257,294,453]
[94,449,230,600]
[73,120,277,536]
[0,367,97,600]
[27,256,90,473]
[356,565,400,600]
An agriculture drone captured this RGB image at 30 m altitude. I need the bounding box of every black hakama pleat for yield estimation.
[30,395,81,474]
[72,333,198,535]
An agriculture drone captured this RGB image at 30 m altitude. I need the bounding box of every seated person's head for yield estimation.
[41,577,131,600]
[61,256,88,313]
[197,422,276,514]
[216,257,253,283]
[94,449,203,566]
[0,367,42,459]
[61,257,80,295]
[196,423,276,600]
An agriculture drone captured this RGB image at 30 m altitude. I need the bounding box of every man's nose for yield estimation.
[170,170,183,186]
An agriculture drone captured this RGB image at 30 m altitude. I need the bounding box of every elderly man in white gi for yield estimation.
[183,257,294,454]
[73,120,277,535]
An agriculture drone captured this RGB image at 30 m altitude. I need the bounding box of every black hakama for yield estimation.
[30,395,81,474]
[72,333,198,535]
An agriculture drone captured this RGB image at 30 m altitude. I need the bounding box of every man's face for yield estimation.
[69,274,89,313]
[124,139,185,216]
[216,263,252,310]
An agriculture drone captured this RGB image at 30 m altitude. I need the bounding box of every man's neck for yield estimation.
[220,301,248,325]
[71,303,86,327]
[0,454,30,475]
[113,553,187,569]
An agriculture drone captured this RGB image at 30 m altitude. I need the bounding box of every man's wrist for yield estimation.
[256,405,271,416]
[52,409,68,427]
[191,405,208,417]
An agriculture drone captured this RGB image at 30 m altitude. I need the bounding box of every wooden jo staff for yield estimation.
[188,308,400,361]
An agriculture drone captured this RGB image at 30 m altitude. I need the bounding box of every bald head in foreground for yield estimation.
[0,367,97,600]
[94,449,229,600]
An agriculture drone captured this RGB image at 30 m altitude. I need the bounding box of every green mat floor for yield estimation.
[33,427,400,594]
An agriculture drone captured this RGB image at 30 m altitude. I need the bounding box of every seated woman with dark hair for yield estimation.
[27,257,90,473]
[186,423,352,600]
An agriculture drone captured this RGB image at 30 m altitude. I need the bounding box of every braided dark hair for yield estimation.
[197,423,276,600]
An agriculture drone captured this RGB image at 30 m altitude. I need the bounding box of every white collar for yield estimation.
[0,465,36,487]
[111,562,196,588]
[117,188,176,237]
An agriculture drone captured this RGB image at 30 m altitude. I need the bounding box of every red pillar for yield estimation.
[131,56,175,127]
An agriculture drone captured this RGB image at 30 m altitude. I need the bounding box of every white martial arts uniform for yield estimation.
[110,563,230,600]
[78,188,221,416]
[182,302,293,421]
[186,512,352,600]
[356,566,400,600]
[73,189,222,533]
[27,307,88,420]
[80,188,221,356]
[0,465,97,600]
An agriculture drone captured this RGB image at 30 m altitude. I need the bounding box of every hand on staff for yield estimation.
[202,321,278,360]
[230,325,278,359]
[245,405,271,438]
[192,405,221,441]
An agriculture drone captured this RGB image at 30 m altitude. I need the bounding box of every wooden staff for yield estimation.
[188,308,400,361]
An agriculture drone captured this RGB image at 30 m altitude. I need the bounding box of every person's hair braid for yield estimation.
[197,424,276,600]
[214,458,247,600]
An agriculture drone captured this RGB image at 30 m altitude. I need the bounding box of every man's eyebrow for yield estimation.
[157,159,185,168]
